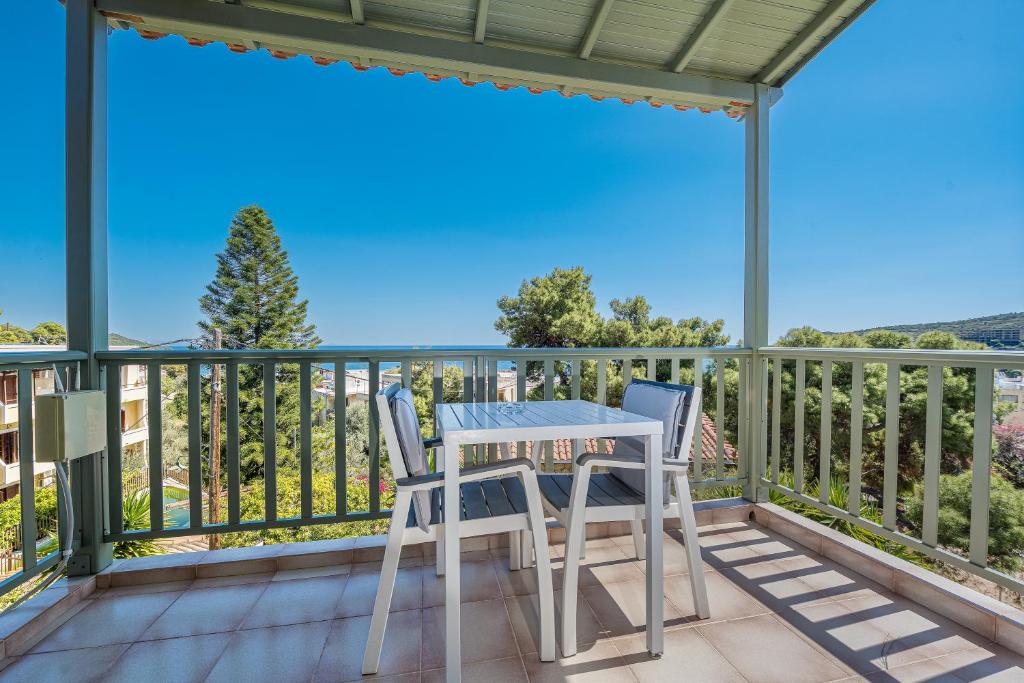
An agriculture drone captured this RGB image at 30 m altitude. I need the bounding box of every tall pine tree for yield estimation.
[199,206,321,481]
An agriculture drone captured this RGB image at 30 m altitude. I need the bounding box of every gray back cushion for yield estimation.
[388,388,432,531]
[609,380,695,503]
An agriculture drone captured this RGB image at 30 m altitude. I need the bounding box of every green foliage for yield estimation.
[770,472,927,566]
[905,472,1024,572]
[0,324,32,344]
[188,205,321,482]
[220,473,393,548]
[410,362,464,433]
[993,427,1024,488]
[495,267,603,349]
[849,312,1024,344]
[0,487,57,533]
[114,491,164,559]
[30,321,67,345]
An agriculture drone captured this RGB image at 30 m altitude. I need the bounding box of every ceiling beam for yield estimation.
[669,0,735,73]
[473,0,489,44]
[578,0,614,60]
[98,0,757,105]
[755,0,861,84]
[773,0,875,88]
[349,0,364,25]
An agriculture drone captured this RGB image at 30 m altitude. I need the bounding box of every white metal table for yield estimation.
[435,399,665,677]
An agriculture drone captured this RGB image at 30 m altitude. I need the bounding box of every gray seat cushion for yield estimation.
[388,388,432,531]
[406,477,529,527]
[537,473,645,511]
[609,380,696,504]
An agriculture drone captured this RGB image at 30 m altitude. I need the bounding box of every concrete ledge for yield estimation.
[753,502,1024,656]
[0,575,96,658]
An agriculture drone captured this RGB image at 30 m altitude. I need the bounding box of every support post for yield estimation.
[66,0,113,575]
[742,84,770,502]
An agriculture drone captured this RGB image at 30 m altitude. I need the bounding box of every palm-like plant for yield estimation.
[115,491,165,559]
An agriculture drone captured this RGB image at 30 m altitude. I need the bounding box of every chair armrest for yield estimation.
[422,437,443,449]
[576,453,688,471]
[395,457,536,491]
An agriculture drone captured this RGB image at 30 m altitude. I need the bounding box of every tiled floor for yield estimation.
[3,521,1023,682]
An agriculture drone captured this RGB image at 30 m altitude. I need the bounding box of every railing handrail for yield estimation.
[0,350,87,371]
[96,345,753,362]
[759,346,1024,367]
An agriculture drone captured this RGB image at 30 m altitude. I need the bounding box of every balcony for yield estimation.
[2,501,1023,680]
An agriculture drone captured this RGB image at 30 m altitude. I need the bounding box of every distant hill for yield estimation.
[108,333,149,347]
[846,312,1024,346]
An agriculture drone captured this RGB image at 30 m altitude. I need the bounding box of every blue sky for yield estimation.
[3,1,1022,346]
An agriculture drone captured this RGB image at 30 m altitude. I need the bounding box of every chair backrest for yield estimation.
[376,383,432,531]
[608,380,703,501]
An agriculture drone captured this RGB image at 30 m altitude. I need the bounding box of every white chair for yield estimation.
[536,379,710,656]
[362,384,556,674]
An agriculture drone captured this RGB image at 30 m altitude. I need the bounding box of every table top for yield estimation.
[436,399,663,446]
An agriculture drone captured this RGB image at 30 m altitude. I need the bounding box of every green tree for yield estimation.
[31,322,67,345]
[194,205,322,482]
[0,324,31,344]
[495,267,602,349]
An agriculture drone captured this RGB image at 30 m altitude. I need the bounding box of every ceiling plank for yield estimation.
[350,0,365,25]
[755,0,861,84]
[98,0,756,105]
[474,0,490,44]
[669,0,736,73]
[578,0,615,60]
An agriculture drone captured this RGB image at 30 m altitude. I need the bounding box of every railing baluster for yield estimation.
[487,358,497,461]
[848,361,864,516]
[623,358,633,390]
[147,361,164,532]
[189,361,204,528]
[737,356,748,482]
[401,360,412,388]
[543,358,554,470]
[596,358,607,454]
[262,361,277,523]
[227,361,241,526]
[335,359,347,517]
[647,355,656,381]
[571,359,583,458]
[18,369,37,570]
[516,359,527,458]
[819,360,832,504]
[771,358,781,484]
[715,359,725,480]
[970,365,994,567]
[794,358,806,493]
[300,361,313,519]
[922,364,943,547]
[692,355,704,481]
[883,362,900,530]
[670,356,679,384]
[368,360,381,513]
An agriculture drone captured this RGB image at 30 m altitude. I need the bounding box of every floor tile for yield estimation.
[314,609,421,683]
[190,571,275,590]
[504,590,601,655]
[699,614,849,683]
[492,557,542,597]
[422,561,502,607]
[101,580,194,598]
[580,578,687,638]
[522,640,635,683]
[103,632,232,683]
[336,567,422,618]
[141,583,268,640]
[272,564,351,582]
[242,574,348,629]
[421,655,528,683]
[421,598,519,669]
[30,591,182,653]
[205,620,331,683]
[927,646,1024,681]
[0,643,128,681]
[552,544,646,589]
[664,571,769,622]
[613,626,746,683]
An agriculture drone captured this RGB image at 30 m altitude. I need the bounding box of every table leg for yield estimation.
[644,433,664,656]
[441,445,461,682]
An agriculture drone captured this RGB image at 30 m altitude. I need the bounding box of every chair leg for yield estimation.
[509,530,522,571]
[521,471,556,663]
[521,523,534,568]
[560,467,591,658]
[362,491,411,674]
[675,473,709,620]
[631,508,646,560]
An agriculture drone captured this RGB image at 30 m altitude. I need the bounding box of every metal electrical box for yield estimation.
[34,391,106,462]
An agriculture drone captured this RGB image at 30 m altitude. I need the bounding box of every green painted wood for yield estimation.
[922,365,943,547]
[716,360,726,480]
[544,358,554,470]
[516,359,527,458]
[487,357,497,462]
[263,361,277,523]
[647,355,656,381]
[883,362,900,531]
[17,369,37,570]
[819,360,832,504]
[401,359,412,389]
[771,358,781,484]
[794,358,806,494]
[147,362,164,532]
[105,364,124,536]
[970,366,995,567]
[368,360,380,513]
[226,361,241,526]
[300,361,313,519]
[848,361,864,516]
[188,362,203,529]
[334,358,347,516]
[692,356,704,482]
